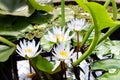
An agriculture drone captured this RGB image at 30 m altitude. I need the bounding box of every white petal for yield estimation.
[52,52,58,58]
[47,31,57,42]
[16,45,25,57]
[48,31,53,36]
[65,45,70,54]
[32,39,36,48]
[34,42,40,53]
[23,39,27,47]
[20,40,26,50]
[16,50,25,57]
[34,49,42,57]
[31,40,37,53]
[64,29,71,41]
[16,45,23,54]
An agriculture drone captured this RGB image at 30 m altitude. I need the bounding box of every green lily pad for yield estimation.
[98,69,120,80]
[0,15,32,37]
[91,59,120,71]
[0,45,15,62]
[0,0,34,17]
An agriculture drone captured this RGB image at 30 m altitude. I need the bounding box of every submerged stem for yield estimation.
[29,59,41,80]
[76,31,79,59]
[60,61,67,80]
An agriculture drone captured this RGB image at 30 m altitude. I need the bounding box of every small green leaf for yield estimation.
[0,45,15,62]
[98,69,120,80]
[29,0,53,12]
[91,59,120,71]
[35,55,60,74]
[36,55,53,73]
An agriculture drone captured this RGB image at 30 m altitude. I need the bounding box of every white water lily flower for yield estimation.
[16,39,41,58]
[53,44,74,60]
[52,44,75,71]
[45,27,74,43]
[67,18,90,31]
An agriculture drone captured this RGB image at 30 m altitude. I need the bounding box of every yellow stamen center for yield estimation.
[56,34,65,42]
[25,48,32,53]
[56,34,60,39]
[59,51,68,58]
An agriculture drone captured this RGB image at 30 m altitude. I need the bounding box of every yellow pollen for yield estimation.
[59,51,68,58]
[25,48,32,53]
[56,34,65,42]
[56,34,60,39]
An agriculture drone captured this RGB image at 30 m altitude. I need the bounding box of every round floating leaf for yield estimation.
[0,15,32,37]
[98,69,120,80]
[109,41,120,58]
[0,0,34,17]
[91,59,120,71]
